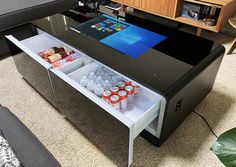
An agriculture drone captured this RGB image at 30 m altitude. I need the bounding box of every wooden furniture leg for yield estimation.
[121,5,126,12]
[196,27,202,36]
[227,18,236,55]
[227,38,236,55]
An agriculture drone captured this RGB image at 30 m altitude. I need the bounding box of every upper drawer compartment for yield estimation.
[5,33,92,70]
[51,60,165,138]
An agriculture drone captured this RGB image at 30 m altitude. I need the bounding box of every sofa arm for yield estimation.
[0,0,77,32]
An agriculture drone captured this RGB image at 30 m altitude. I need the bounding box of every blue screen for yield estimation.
[100,22,167,58]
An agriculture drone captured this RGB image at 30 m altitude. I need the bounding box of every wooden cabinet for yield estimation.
[113,0,141,8]
[113,0,177,17]
[141,0,177,17]
[122,0,141,8]
[111,0,236,35]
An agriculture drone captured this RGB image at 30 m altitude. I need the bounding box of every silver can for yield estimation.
[110,86,119,95]
[109,95,120,110]
[131,82,141,96]
[124,85,134,103]
[118,90,128,110]
[102,90,112,103]
[117,81,126,90]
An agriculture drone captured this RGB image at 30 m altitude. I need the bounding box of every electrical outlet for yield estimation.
[175,99,182,112]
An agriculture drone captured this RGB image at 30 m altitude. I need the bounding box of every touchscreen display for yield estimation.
[71,15,167,58]
[100,24,166,58]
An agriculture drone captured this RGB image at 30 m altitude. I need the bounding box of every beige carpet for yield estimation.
[0,28,236,167]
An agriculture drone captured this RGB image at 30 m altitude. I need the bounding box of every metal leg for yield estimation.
[227,38,236,55]
[128,128,134,167]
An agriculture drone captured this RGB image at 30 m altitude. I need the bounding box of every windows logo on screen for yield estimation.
[100,23,167,58]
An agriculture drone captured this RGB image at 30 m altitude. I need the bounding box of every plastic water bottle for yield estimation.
[101,73,110,80]
[94,84,104,97]
[111,76,119,86]
[87,80,96,93]
[109,71,115,77]
[103,80,112,90]
[95,76,104,87]
[115,75,123,82]
[80,76,88,87]
[96,68,103,76]
[102,67,108,73]
[88,72,96,81]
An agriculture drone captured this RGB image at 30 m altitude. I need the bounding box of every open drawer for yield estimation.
[6,32,93,70]
[5,32,92,107]
[50,58,166,166]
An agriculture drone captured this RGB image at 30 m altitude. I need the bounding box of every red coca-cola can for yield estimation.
[102,90,112,103]
[131,82,141,96]
[123,79,131,85]
[118,90,128,110]
[109,95,120,110]
[124,85,134,103]
[117,81,126,90]
[110,86,119,95]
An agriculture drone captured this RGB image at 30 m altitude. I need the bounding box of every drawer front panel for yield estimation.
[6,36,56,107]
[49,70,130,167]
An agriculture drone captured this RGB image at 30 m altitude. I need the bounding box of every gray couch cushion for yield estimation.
[0,106,61,167]
[0,0,77,31]
[0,0,58,15]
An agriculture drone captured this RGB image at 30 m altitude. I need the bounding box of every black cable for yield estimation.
[193,110,218,138]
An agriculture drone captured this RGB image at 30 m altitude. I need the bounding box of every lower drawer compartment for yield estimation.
[50,60,165,166]
[49,69,131,166]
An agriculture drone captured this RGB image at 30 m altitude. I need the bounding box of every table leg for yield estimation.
[227,38,236,55]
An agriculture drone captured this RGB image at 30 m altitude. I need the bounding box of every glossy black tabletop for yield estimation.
[31,13,223,94]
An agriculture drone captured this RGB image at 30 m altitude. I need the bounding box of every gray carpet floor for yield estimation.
[0,27,236,167]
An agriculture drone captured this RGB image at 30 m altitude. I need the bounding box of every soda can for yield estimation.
[102,90,112,103]
[109,95,120,110]
[123,79,131,85]
[131,82,141,96]
[124,85,134,103]
[110,86,119,95]
[117,81,126,90]
[118,90,128,110]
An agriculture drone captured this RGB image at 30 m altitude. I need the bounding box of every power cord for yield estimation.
[193,110,218,138]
